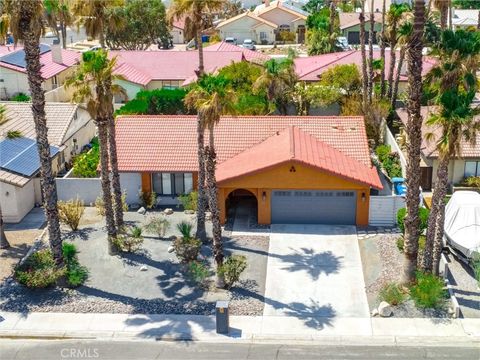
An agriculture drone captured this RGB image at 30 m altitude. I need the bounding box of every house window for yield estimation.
[152,172,194,195]
[162,173,172,194]
[260,31,267,40]
[465,161,480,177]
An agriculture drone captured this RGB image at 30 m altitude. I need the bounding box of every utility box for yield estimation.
[216,301,229,334]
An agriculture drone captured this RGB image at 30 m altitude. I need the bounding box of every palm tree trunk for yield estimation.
[401,0,425,284]
[359,2,368,110]
[23,22,63,267]
[422,153,449,272]
[440,4,448,30]
[0,204,9,249]
[329,1,336,49]
[432,199,446,276]
[107,114,124,230]
[390,46,405,109]
[380,0,387,97]
[386,27,397,100]
[97,120,117,254]
[368,0,375,104]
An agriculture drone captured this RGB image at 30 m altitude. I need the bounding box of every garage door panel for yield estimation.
[271,190,356,225]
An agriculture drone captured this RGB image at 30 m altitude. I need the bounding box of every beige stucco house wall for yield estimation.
[218,14,276,44]
[0,179,35,223]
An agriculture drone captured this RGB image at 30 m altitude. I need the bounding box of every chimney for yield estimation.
[51,39,63,64]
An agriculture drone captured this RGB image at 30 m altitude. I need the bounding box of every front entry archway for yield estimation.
[225,189,258,230]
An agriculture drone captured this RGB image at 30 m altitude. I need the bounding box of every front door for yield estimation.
[420,167,433,191]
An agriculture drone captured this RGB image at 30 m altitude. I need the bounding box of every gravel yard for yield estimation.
[0,209,268,316]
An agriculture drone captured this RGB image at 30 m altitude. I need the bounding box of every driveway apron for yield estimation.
[264,224,370,318]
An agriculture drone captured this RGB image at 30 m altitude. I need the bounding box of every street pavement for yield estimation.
[0,339,478,360]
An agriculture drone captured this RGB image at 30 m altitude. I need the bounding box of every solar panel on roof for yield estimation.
[0,137,59,177]
[0,44,50,69]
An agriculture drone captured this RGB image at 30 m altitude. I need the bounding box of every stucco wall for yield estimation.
[0,180,35,223]
[120,173,142,204]
[431,158,478,186]
[114,79,144,103]
[56,177,102,204]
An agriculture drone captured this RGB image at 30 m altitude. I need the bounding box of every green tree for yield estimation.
[303,0,324,13]
[116,88,190,115]
[105,0,171,50]
[306,7,338,55]
[7,0,64,266]
[184,74,236,287]
[43,0,73,49]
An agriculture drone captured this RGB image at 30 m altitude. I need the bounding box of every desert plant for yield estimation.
[410,271,448,309]
[397,207,429,234]
[177,221,193,240]
[379,283,407,305]
[95,193,127,216]
[114,226,144,253]
[62,242,88,287]
[173,236,201,263]
[375,144,403,178]
[139,190,156,209]
[218,255,247,289]
[6,130,23,139]
[472,255,480,287]
[15,249,66,288]
[144,215,170,239]
[461,176,480,188]
[57,198,85,231]
[187,260,211,286]
[177,191,198,211]
[10,92,31,102]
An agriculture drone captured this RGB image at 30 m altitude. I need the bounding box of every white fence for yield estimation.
[369,195,405,226]
[56,177,102,205]
[384,126,407,178]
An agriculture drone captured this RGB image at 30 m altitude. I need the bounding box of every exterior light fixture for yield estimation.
[361,192,366,202]
[262,191,266,201]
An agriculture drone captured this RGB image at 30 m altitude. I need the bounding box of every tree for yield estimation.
[7,0,64,266]
[402,0,426,284]
[367,0,375,104]
[0,9,10,45]
[433,0,449,29]
[379,0,387,97]
[359,0,368,110]
[116,88,191,115]
[66,50,125,254]
[43,0,73,49]
[303,0,324,13]
[184,74,236,287]
[391,15,413,109]
[422,29,480,274]
[306,7,339,55]
[105,0,171,50]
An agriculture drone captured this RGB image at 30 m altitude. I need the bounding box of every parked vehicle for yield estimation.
[242,39,256,50]
[225,37,237,45]
[336,36,350,51]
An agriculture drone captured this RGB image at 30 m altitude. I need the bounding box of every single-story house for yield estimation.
[397,106,480,191]
[217,0,308,44]
[0,102,95,222]
[0,43,80,100]
[339,12,383,45]
[114,115,382,226]
[203,41,270,64]
[451,9,480,30]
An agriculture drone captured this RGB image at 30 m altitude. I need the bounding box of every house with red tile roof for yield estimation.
[0,43,80,100]
[114,115,382,225]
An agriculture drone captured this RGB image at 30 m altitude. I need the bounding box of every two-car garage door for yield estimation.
[271,190,357,225]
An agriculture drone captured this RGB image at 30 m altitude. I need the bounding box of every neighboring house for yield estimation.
[451,9,480,30]
[111,48,268,102]
[204,41,270,64]
[114,115,382,226]
[339,12,383,45]
[0,102,95,222]
[217,0,308,44]
[0,43,80,100]
[397,106,480,191]
[171,18,185,44]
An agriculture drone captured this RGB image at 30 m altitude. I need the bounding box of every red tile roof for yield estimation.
[294,50,436,82]
[115,115,380,187]
[216,126,382,188]
[204,41,270,64]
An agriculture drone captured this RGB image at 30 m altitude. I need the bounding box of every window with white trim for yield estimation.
[465,161,480,177]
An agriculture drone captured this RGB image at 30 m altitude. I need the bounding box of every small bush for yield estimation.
[6,130,22,139]
[472,255,480,287]
[62,242,88,287]
[177,221,193,239]
[114,226,144,253]
[397,207,430,234]
[187,261,211,286]
[139,190,156,209]
[72,138,99,178]
[173,236,201,263]
[410,272,448,309]
[58,198,85,231]
[95,193,128,217]
[15,250,65,288]
[375,144,402,178]
[218,255,247,289]
[461,176,480,188]
[379,283,406,305]
[177,191,198,211]
[10,92,30,102]
[144,215,170,238]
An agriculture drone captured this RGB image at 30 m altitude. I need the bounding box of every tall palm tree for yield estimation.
[390,17,412,109]
[367,0,375,104]
[65,50,124,254]
[7,0,64,266]
[434,0,449,29]
[44,0,73,49]
[422,29,480,274]
[401,0,426,284]
[185,74,236,286]
[379,0,386,97]
[168,0,226,242]
[359,0,368,110]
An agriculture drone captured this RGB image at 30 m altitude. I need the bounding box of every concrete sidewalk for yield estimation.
[0,312,479,345]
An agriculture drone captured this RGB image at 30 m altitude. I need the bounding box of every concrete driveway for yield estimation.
[263,224,370,319]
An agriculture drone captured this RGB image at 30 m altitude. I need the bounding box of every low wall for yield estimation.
[384,126,407,178]
[369,195,405,226]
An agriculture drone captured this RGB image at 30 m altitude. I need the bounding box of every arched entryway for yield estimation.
[225,189,258,230]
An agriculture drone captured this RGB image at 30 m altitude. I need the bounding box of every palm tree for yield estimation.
[367,0,375,104]
[401,0,426,284]
[434,0,449,29]
[422,29,480,274]
[44,0,73,49]
[359,0,368,110]
[65,49,123,254]
[390,17,412,109]
[168,0,226,242]
[379,0,386,97]
[185,74,236,286]
[7,0,64,266]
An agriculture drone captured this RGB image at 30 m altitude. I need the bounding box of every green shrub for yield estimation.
[72,138,99,178]
[6,130,22,139]
[396,237,404,252]
[10,92,30,102]
[144,215,170,238]
[375,144,402,178]
[58,198,85,231]
[177,191,198,211]
[62,242,77,263]
[62,242,88,287]
[173,236,201,263]
[139,190,156,209]
[15,250,65,288]
[461,176,480,188]
[177,221,193,239]
[218,255,247,289]
[472,255,480,287]
[379,283,407,305]
[396,235,425,253]
[95,193,128,216]
[410,272,448,309]
[187,261,211,286]
[114,226,144,253]
[115,88,191,115]
[397,207,430,234]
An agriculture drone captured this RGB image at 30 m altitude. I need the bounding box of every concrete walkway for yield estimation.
[264,225,369,318]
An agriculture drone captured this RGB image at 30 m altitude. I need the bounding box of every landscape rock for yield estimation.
[140,265,148,271]
[378,301,393,317]
[371,309,379,317]
[184,210,195,215]
[205,212,212,221]
[137,207,146,215]
[164,208,174,215]
[167,245,175,253]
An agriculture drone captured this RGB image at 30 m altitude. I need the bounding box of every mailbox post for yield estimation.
[216,300,229,334]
